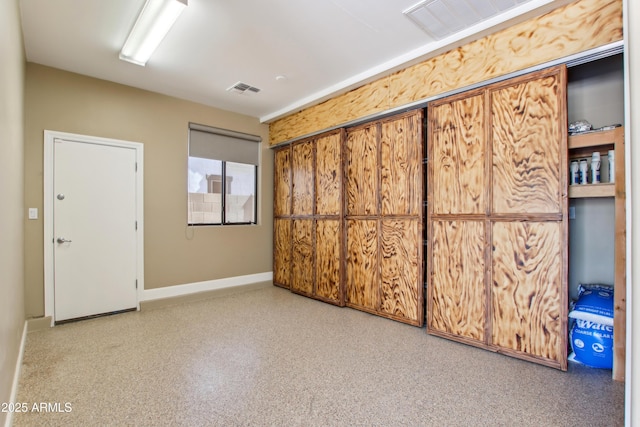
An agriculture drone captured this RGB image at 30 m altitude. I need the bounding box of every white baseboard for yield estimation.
[141,272,273,302]
[5,321,28,427]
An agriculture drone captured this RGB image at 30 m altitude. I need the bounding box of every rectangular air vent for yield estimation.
[227,81,261,95]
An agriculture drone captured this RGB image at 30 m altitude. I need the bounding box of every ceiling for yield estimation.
[19,0,569,123]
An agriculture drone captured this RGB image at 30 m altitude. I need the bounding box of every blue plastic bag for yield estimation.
[569,319,613,369]
[568,284,614,327]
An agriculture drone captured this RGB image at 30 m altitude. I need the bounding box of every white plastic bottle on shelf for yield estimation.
[608,150,615,183]
[570,161,579,185]
[579,159,588,185]
[591,152,601,184]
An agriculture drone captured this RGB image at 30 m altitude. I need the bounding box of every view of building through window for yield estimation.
[188,157,256,225]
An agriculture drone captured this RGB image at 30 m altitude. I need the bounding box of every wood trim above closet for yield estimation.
[269,0,622,145]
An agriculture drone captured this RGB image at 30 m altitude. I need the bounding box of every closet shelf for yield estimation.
[569,183,614,198]
[568,127,621,149]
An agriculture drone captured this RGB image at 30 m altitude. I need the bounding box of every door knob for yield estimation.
[56,237,72,244]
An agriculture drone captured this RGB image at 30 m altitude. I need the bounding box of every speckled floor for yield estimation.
[13,286,624,426]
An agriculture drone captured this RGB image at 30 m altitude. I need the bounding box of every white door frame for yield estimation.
[43,130,144,325]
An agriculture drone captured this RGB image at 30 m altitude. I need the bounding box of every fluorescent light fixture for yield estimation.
[404,0,529,40]
[119,0,187,66]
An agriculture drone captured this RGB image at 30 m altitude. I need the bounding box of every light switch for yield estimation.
[28,208,38,220]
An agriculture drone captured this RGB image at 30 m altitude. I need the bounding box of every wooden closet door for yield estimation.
[314,130,343,304]
[290,140,314,295]
[379,112,423,324]
[273,146,291,289]
[345,123,379,312]
[345,110,424,326]
[489,67,567,369]
[279,130,345,304]
[427,66,567,370]
[427,91,487,343]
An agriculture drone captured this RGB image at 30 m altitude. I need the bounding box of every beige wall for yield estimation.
[24,64,273,318]
[0,0,25,422]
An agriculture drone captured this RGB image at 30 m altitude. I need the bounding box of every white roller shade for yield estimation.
[189,124,261,165]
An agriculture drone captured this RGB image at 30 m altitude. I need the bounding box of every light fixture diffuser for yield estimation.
[119,0,187,66]
[404,0,528,41]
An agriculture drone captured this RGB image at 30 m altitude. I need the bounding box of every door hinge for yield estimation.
[135,162,138,172]
[135,279,138,289]
[135,221,138,230]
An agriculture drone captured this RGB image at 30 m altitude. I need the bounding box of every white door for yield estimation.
[53,138,138,322]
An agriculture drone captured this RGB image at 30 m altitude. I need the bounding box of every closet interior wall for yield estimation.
[566,53,626,380]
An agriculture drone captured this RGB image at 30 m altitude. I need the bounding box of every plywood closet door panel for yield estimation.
[430,92,486,215]
[345,125,378,216]
[429,220,486,341]
[380,219,421,323]
[380,112,422,216]
[491,221,565,367]
[314,130,344,305]
[274,146,291,217]
[291,219,314,295]
[273,145,292,290]
[315,131,342,216]
[292,141,314,216]
[346,219,378,310]
[344,110,424,325]
[489,66,567,369]
[491,72,563,214]
[426,65,567,369]
[315,219,341,303]
[273,218,291,288]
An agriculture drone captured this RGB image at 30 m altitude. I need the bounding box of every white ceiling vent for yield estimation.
[227,81,261,95]
[404,0,530,40]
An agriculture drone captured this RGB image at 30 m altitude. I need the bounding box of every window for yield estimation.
[188,123,260,225]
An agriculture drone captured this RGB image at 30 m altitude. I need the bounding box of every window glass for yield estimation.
[188,157,223,224]
[224,162,256,224]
